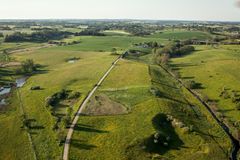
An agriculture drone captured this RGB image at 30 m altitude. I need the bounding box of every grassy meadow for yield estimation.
[0,28,236,160]
[148,30,213,40]
[0,35,166,159]
[170,45,240,133]
[69,55,230,160]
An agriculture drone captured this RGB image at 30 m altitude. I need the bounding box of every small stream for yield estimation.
[0,87,11,96]
[0,77,27,106]
[16,77,27,88]
[0,99,6,105]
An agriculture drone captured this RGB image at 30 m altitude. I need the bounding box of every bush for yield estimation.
[236,103,240,110]
[153,132,169,145]
[21,59,37,74]
[68,92,81,99]
[30,86,41,90]
[150,87,162,97]
[185,80,197,89]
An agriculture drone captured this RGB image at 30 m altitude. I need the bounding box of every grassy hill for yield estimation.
[69,56,230,160]
[170,45,240,135]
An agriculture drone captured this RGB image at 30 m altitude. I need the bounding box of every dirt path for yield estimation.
[16,87,37,160]
[63,55,123,160]
[159,65,239,160]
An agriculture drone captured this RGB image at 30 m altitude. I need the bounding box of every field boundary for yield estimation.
[63,54,123,160]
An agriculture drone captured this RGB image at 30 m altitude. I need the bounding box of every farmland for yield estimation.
[0,20,240,160]
[170,45,240,135]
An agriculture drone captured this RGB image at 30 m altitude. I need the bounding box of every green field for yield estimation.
[170,45,240,133]
[0,35,167,159]
[69,55,230,160]
[149,30,213,40]
[102,30,131,36]
[0,28,237,160]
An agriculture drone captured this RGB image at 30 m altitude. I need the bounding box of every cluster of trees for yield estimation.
[74,28,105,36]
[219,87,240,110]
[19,59,38,75]
[0,26,12,30]
[48,40,81,46]
[4,30,72,42]
[154,43,195,65]
[45,89,80,144]
[0,33,3,37]
[134,41,162,48]
[160,43,195,57]
[45,89,81,110]
[31,27,55,31]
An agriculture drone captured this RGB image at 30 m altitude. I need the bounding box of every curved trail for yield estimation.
[160,65,239,160]
[63,55,122,160]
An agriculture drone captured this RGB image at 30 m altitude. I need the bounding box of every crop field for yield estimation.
[170,45,240,133]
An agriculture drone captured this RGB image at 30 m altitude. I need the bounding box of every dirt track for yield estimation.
[63,55,122,160]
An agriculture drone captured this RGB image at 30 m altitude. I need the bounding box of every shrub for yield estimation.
[68,92,81,99]
[150,87,162,97]
[30,86,41,90]
[153,132,169,145]
[21,59,37,74]
[185,80,197,89]
[236,103,240,110]
[45,96,55,107]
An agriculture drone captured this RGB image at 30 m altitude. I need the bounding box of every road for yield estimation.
[63,55,122,160]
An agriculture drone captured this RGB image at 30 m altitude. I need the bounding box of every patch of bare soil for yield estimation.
[83,94,127,116]
[0,62,21,67]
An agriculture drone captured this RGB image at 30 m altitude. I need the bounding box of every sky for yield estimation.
[0,0,240,21]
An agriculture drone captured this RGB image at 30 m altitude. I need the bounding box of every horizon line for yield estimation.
[0,18,239,23]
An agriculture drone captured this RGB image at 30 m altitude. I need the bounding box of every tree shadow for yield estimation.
[143,113,184,155]
[194,129,228,156]
[151,80,178,89]
[156,90,188,105]
[71,139,97,150]
[25,118,45,130]
[182,76,195,80]
[74,124,109,133]
[170,63,197,68]
[192,82,205,89]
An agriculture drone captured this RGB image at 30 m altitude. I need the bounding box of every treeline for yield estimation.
[74,28,105,36]
[4,30,72,42]
[154,42,195,65]
[161,43,195,57]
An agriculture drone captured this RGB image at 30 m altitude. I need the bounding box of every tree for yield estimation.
[160,53,170,65]
[21,59,37,74]
[236,103,240,110]
[111,48,117,55]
